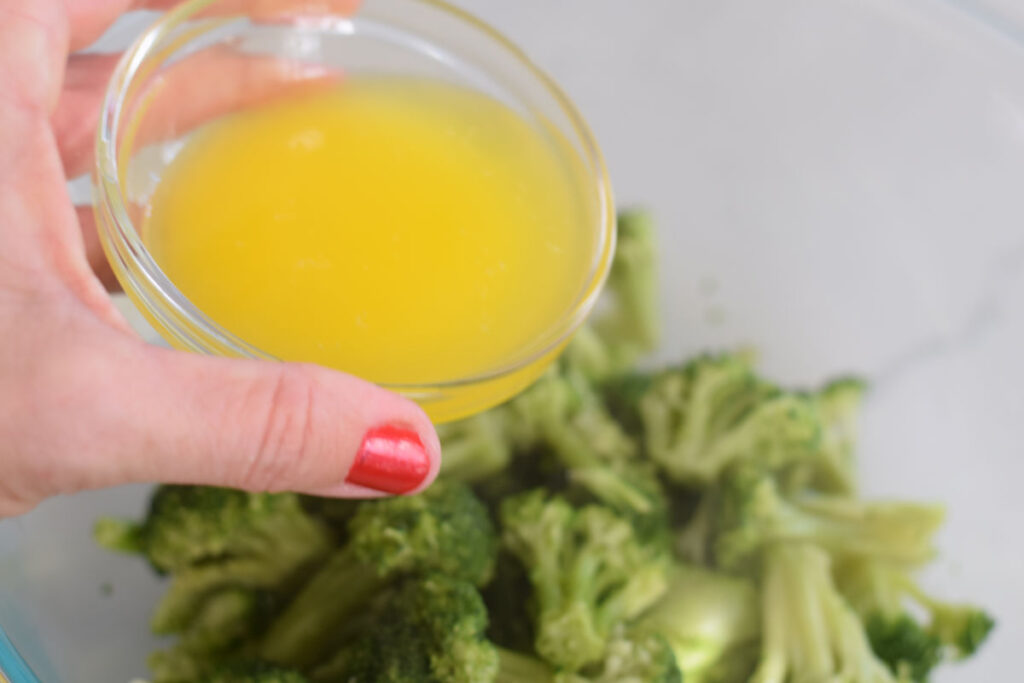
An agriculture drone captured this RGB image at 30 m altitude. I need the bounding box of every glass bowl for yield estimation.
[3,0,1023,680]
[93,0,615,423]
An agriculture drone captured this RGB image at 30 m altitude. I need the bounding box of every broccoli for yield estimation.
[633,564,760,683]
[483,550,537,653]
[513,367,671,536]
[146,588,277,683]
[437,363,635,487]
[500,490,669,671]
[675,492,715,565]
[750,543,899,683]
[95,487,332,635]
[259,481,497,668]
[837,557,995,680]
[494,632,681,683]
[711,464,946,571]
[95,486,331,574]
[437,409,515,483]
[864,613,942,683]
[310,574,499,683]
[639,352,822,486]
[780,377,868,496]
[555,632,681,683]
[518,366,638,467]
[200,660,308,682]
[561,209,658,385]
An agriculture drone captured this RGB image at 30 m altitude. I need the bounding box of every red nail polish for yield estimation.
[346,425,430,494]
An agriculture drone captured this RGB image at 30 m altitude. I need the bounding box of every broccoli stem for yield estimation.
[633,564,759,680]
[494,647,555,683]
[752,543,897,683]
[259,550,383,668]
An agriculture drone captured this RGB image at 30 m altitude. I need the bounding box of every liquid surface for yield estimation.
[145,77,596,385]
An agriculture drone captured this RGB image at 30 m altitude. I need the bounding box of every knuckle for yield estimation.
[242,365,318,491]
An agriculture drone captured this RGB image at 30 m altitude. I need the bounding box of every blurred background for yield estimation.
[3,0,1022,680]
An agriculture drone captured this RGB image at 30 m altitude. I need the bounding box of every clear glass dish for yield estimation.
[93,0,615,423]
[3,0,1023,680]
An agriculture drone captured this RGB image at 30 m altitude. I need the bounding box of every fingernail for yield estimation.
[345,425,430,494]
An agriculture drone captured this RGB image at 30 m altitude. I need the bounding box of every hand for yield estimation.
[0,0,440,518]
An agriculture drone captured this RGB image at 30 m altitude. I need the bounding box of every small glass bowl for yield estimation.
[94,0,615,423]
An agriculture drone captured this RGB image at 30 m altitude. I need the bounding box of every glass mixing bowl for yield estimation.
[2,0,1023,680]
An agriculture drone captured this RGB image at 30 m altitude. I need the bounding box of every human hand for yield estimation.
[0,0,440,518]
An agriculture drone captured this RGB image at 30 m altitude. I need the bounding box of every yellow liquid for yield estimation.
[144,77,599,420]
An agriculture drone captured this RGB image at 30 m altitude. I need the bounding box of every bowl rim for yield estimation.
[93,0,616,391]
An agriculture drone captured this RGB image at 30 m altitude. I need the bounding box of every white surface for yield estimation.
[2,1,1023,681]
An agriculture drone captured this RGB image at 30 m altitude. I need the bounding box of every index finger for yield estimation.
[67,0,362,52]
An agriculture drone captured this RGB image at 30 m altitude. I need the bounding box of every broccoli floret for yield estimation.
[602,371,656,434]
[750,543,898,683]
[837,557,995,680]
[812,377,867,494]
[864,613,942,682]
[781,377,868,496]
[95,487,332,636]
[516,368,672,537]
[494,633,681,683]
[555,632,681,683]
[311,574,499,683]
[633,564,760,683]
[437,409,515,482]
[95,487,331,574]
[711,465,945,571]
[177,587,271,655]
[519,367,638,467]
[260,481,497,668]
[639,353,821,486]
[562,209,659,385]
[200,660,308,682]
[146,587,278,683]
[500,490,669,671]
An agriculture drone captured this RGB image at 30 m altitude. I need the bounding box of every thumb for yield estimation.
[67,338,441,498]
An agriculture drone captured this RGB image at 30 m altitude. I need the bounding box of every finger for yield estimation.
[65,0,137,53]
[75,205,120,291]
[173,0,362,23]
[55,47,339,178]
[52,53,119,178]
[66,0,362,52]
[0,1,69,114]
[46,336,441,498]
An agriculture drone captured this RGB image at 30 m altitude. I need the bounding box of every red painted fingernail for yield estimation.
[346,425,430,494]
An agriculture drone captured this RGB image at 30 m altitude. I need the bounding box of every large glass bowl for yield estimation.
[2,0,1022,680]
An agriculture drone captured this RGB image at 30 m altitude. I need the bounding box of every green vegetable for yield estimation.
[711,464,946,571]
[633,564,760,683]
[639,352,822,486]
[494,632,681,683]
[199,661,308,683]
[500,490,669,671]
[310,574,499,683]
[94,487,331,637]
[751,543,898,683]
[259,480,497,668]
[564,208,659,383]
[838,557,995,680]
[94,209,992,683]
